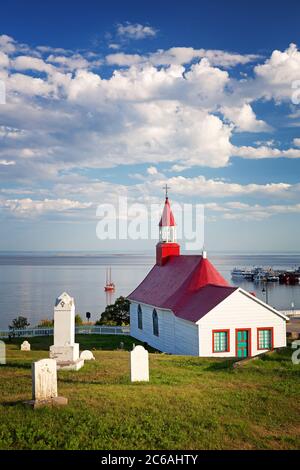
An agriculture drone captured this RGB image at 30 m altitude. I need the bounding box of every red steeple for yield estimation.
[159,197,176,227]
[156,186,180,265]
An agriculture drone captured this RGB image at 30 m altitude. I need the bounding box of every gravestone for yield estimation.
[130,345,149,382]
[33,359,57,401]
[25,358,68,408]
[21,340,31,351]
[50,292,84,370]
[80,350,95,361]
[0,340,5,365]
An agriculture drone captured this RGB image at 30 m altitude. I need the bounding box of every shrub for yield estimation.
[37,319,54,328]
[75,314,83,325]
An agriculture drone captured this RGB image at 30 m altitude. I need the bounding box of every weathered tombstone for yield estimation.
[25,359,68,408]
[130,345,149,382]
[0,340,5,365]
[21,340,31,351]
[50,292,84,370]
[80,350,95,361]
[33,359,57,401]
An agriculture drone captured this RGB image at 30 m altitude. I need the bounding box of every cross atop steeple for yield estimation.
[163,184,170,199]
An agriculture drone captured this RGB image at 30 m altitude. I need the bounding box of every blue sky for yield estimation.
[0,0,300,252]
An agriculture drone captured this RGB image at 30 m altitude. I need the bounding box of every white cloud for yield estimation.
[144,175,293,199]
[13,55,54,74]
[0,35,16,54]
[293,138,300,147]
[254,43,300,101]
[222,104,271,132]
[206,201,300,221]
[106,46,260,68]
[233,145,300,159]
[0,159,15,166]
[150,47,260,68]
[117,23,157,40]
[147,166,158,175]
[46,54,96,71]
[106,53,144,66]
[108,43,120,50]
[7,72,54,97]
[0,198,92,216]
[1,34,300,200]
[0,51,9,68]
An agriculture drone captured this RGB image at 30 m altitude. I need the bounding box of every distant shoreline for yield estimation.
[0,250,300,256]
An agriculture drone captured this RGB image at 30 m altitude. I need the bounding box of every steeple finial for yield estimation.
[163,183,170,199]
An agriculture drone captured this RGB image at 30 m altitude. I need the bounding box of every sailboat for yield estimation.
[104,266,115,292]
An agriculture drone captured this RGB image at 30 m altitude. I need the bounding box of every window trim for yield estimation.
[212,329,230,353]
[152,308,159,337]
[137,304,143,330]
[257,327,274,350]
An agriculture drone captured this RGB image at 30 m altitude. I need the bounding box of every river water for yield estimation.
[0,252,299,329]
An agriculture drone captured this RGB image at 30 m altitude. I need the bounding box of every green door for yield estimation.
[236,330,249,358]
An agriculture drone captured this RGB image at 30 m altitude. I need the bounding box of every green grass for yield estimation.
[0,335,299,450]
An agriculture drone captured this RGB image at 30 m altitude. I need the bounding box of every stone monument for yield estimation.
[50,292,84,370]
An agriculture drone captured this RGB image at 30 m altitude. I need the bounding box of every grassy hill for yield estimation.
[0,335,299,450]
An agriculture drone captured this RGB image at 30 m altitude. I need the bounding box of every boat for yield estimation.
[104,267,115,292]
[231,268,248,279]
[231,268,254,281]
[253,271,268,283]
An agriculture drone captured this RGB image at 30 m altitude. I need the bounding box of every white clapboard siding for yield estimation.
[174,317,199,356]
[197,289,287,357]
[130,301,199,355]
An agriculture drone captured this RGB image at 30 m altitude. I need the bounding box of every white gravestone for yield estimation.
[26,359,67,408]
[80,350,95,361]
[32,359,57,401]
[21,340,31,351]
[0,340,5,365]
[49,292,84,370]
[130,345,149,382]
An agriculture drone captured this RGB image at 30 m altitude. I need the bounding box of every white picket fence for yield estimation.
[0,325,130,339]
[280,310,300,318]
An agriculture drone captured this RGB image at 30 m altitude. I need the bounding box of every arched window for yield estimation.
[137,304,143,330]
[152,309,159,337]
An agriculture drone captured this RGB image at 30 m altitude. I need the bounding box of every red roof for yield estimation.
[128,255,237,322]
[159,197,176,227]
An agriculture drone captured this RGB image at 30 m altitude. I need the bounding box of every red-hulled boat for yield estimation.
[104,267,115,292]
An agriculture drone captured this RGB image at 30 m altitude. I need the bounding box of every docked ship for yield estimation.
[231,266,280,283]
[231,268,253,280]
